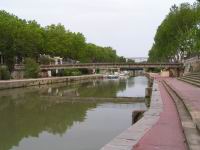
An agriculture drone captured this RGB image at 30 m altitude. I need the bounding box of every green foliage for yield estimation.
[0,65,11,80]
[63,69,81,76]
[118,56,127,62]
[24,58,39,78]
[146,67,161,73]
[148,2,200,62]
[0,10,122,72]
[39,55,54,65]
[79,43,118,63]
[53,69,82,77]
[126,59,135,63]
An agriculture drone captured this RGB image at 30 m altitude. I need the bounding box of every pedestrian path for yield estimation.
[163,78,200,150]
[133,78,187,150]
[165,78,200,131]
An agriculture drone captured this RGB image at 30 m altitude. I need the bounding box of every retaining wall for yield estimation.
[184,56,200,74]
[100,79,163,150]
[0,74,103,90]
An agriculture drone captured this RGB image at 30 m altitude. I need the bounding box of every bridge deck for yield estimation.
[14,63,183,70]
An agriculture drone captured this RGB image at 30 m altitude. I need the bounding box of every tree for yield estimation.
[0,66,10,80]
[148,2,199,62]
[44,24,69,57]
[0,10,123,74]
[24,58,39,78]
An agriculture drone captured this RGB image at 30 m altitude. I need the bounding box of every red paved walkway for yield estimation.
[165,78,200,112]
[133,78,187,150]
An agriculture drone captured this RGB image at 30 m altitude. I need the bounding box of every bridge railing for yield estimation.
[14,63,183,71]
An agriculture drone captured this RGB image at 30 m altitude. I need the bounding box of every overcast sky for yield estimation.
[1,0,196,58]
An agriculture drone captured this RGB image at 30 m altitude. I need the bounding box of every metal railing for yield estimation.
[14,63,183,71]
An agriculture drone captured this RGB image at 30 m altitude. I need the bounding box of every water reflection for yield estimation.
[39,77,147,98]
[77,79,127,97]
[0,97,96,150]
[117,76,148,97]
[0,76,148,150]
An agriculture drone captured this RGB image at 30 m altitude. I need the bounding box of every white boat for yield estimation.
[119,71,129,78]
[119,74,128,79]
[107,74,119,79]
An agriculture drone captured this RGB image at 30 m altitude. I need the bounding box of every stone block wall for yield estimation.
[184,56,200,74]
[0,75,103,90]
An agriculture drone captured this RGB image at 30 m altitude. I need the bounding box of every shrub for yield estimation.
[50,69,82,77]
[39,55,54,65]
[58,69,64,76]
[51,70,57,76]
[0,65,11,80]
[146,68,161,73]
[24,58,40,78]
[63,69,81,76]
[71,70,81,76]
[96,68,100,74]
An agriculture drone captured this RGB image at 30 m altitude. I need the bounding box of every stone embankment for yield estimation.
[0,74,103,90]
[101,76,164,150]
[101,73,200,150]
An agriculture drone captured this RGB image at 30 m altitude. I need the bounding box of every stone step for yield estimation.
[187,72,200,75]
[165,80,200,134]
[183,74,200,77]
[184,72,200,77]
[163,81,200,150]
[182,76,200,81]
[178,78,200,88]
[181,77,200,83]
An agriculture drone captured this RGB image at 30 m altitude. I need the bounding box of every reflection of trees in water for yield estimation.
[38,81,95,97]
[134,76,148,85]
[127,77,135,88]
[36,79,127,98]
[0,78,132,150]
[77,79,127,97]
[0,93,96,150]
[0,79,128,99]
[127,76,148,88]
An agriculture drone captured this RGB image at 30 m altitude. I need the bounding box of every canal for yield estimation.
[0,76,148,150]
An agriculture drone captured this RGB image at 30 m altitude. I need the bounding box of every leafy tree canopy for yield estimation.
[148,2,200,63]
[0,10,125,71]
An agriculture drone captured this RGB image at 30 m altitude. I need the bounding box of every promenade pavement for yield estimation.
[133,77,187,150]
[165,78,200,131]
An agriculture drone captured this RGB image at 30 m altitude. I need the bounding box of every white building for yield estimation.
[54,57,63,65]
[126,57,148,63]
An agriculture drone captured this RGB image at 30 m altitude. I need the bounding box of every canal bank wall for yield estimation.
[0,74,103,90]
[100,77,163,150]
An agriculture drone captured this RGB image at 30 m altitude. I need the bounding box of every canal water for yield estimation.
[0,76,148,150]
